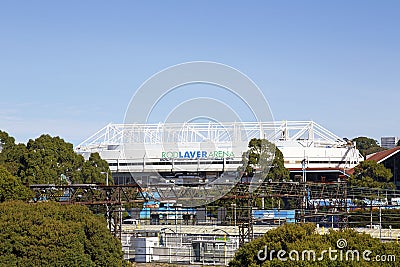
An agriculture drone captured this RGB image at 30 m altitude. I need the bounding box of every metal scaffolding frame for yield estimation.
[30,181,400,248]
[75,121,351,151]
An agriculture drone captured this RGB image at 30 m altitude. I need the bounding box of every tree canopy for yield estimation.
[21,134,85,184]
[0,130,16,151]
[238,138,291,209]
[0,166,32,202]
[266,148,290,182]
[0,131,126,266]
[0,201,129,267]
[241,138,289,182]
[352,137,386,158]
[229,223,400,267]
[79,152,112,184]
[349,160,395,189]
[0,131,112,186]
[0,130,27,176]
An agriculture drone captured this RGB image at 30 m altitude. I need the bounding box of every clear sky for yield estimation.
[0,1,399,145]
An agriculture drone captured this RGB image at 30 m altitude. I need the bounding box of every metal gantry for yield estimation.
[30,181,400,242]
[30,183,149,238]
[30,183,148,205]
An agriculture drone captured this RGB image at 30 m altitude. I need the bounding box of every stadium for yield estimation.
[75,120,364,186]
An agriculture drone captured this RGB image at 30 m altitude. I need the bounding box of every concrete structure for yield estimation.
[75,121,363,185]
[381,136,399,149]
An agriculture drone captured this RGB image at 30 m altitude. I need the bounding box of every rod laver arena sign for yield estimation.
[161,150,235,159]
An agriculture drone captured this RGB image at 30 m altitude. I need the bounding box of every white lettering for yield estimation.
[362,250,372,261]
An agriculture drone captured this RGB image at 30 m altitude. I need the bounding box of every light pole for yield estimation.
[101,171,109,186]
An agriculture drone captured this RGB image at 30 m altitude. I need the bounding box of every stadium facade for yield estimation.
[75,121,363,185]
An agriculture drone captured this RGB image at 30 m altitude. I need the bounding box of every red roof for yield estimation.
[347,146,400,175]
[366,146,400,163]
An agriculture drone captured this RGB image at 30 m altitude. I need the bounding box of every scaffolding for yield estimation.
[76,121,352,150]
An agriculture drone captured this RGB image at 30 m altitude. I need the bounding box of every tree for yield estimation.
[352,137,386,158]
[240,139,291,209]
[266,149,290,182]
[229,223,400,267]
[0,201,129,266]
[241,138,289,182]
[79,153,113,184]
[0,130,16,151]
[0,166,32,202]
[349,160,394,189]
[241,138,277,179]
[0,130,27,176]
[20,134,84,184]
[17,134,112,185]
[0,130,113,185]
[397,139,400,147]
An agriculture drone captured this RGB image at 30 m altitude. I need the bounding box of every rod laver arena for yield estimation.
[75,121,364,187]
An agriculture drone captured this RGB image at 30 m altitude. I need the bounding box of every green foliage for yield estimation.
[0,201,129,267]
[229,223,400,267]
[0,166,32,202]
[349,160,395,189]
[0,131,113,185]
[79,153,112,184]
[20,135,84,184]
[0,130,27,176]
[352,137,386,158]
[241,138,274,177]
[266,149,290,182]
[239,139,290,209]
[241,138,289,182]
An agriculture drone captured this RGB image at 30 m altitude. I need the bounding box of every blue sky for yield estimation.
[0,1,399,145]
